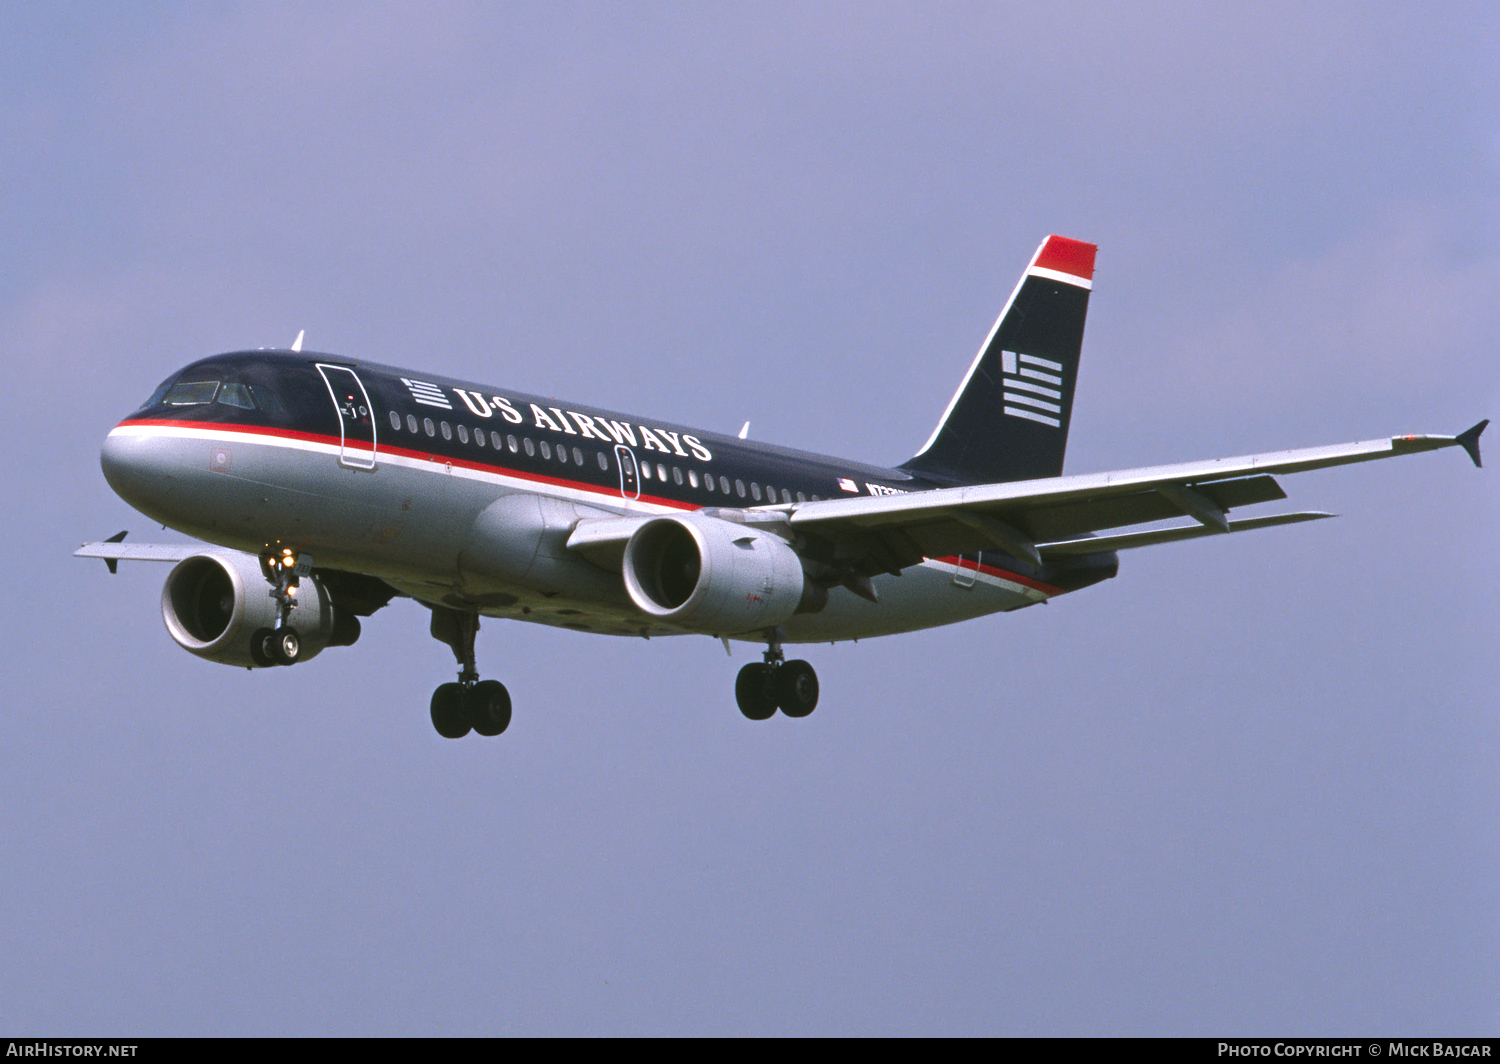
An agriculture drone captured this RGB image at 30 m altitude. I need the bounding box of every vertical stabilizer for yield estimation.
[901,235,1095,485]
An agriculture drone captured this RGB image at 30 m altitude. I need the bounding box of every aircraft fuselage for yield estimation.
[102,351,1114,644]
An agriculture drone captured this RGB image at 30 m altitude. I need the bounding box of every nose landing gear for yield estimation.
[251,546,309,667]
[428,606,512,738]
[735,630,819,721]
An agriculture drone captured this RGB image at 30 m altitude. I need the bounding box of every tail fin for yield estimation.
[900,235,1095,485]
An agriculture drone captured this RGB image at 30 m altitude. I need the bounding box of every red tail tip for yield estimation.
[1034,235,1096,281]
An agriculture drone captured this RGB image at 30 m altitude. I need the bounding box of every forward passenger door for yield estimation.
[316,364,378,470]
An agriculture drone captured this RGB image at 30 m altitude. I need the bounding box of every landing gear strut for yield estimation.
[251,546,309,667]
[735,629,819,720]
[429,606,512,738]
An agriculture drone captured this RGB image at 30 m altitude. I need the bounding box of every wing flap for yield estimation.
[1038,511,1335,556]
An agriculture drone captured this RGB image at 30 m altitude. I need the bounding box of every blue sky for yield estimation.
[3,1,1497,1034]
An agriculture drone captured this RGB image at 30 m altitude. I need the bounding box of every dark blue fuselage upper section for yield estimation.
[122,350,939,511]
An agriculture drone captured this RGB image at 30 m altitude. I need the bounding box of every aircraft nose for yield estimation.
[100,425,166,510]
[100,422,229,533]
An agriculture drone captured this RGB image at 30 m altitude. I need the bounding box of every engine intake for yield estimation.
[161,551,352,668]
[622,515,819,635]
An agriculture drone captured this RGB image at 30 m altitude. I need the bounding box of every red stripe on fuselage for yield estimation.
[116,417,698,511]
[935,556,1061,595]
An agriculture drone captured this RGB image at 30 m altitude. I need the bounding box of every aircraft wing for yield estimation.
[780,423,1486,573]
[569,423,1484,576]
[74,533,198,573]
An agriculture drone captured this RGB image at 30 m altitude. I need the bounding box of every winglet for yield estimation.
[1456,419,1487,468]
[101,530,127,574]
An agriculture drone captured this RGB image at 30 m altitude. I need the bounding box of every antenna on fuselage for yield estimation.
[290,330,304,353]
[738,421,750,439]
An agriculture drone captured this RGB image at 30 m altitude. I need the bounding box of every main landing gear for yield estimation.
[428,606,512,739]
[251,547,308,667]
[735,630,819,721]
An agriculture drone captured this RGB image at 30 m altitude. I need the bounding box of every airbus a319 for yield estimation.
[78,236,1485,738]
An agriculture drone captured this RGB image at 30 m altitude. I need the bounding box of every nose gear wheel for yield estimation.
[249,546,312,667]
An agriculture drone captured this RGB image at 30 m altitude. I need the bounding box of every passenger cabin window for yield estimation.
[540,441,550,459]
[574,446,584,465]
[596,451,608,470]
[440,422,452,441]
[389,411,401,431]
[408,414,418,433]
[688,470,699,488]
[164,381,219,405]
[751,483,761,501]
[457,424,469,444]
[424,418,435,437]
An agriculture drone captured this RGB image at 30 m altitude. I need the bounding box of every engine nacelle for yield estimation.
[622,515,818,635]
[160,551,354,668]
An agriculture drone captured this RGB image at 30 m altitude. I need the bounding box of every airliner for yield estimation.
[78,236,1485,738]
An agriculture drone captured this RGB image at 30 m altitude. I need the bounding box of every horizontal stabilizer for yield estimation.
[1038,511,1335,557]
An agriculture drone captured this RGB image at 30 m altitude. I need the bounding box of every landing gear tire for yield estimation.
[469,679,512,737]
[776,659,819,718]
[251,627,276,667]
[736,663,778,721]
[430,682,472,739]
[270,627,301,666]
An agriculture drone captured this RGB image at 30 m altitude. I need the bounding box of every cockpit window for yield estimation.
[216,382,255,409]
[142,377,174,408]
[164,380,219,405]
[249,384,287,419]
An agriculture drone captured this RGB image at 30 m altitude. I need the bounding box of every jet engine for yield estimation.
[621,515,823,635]
[160,551,357,668]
